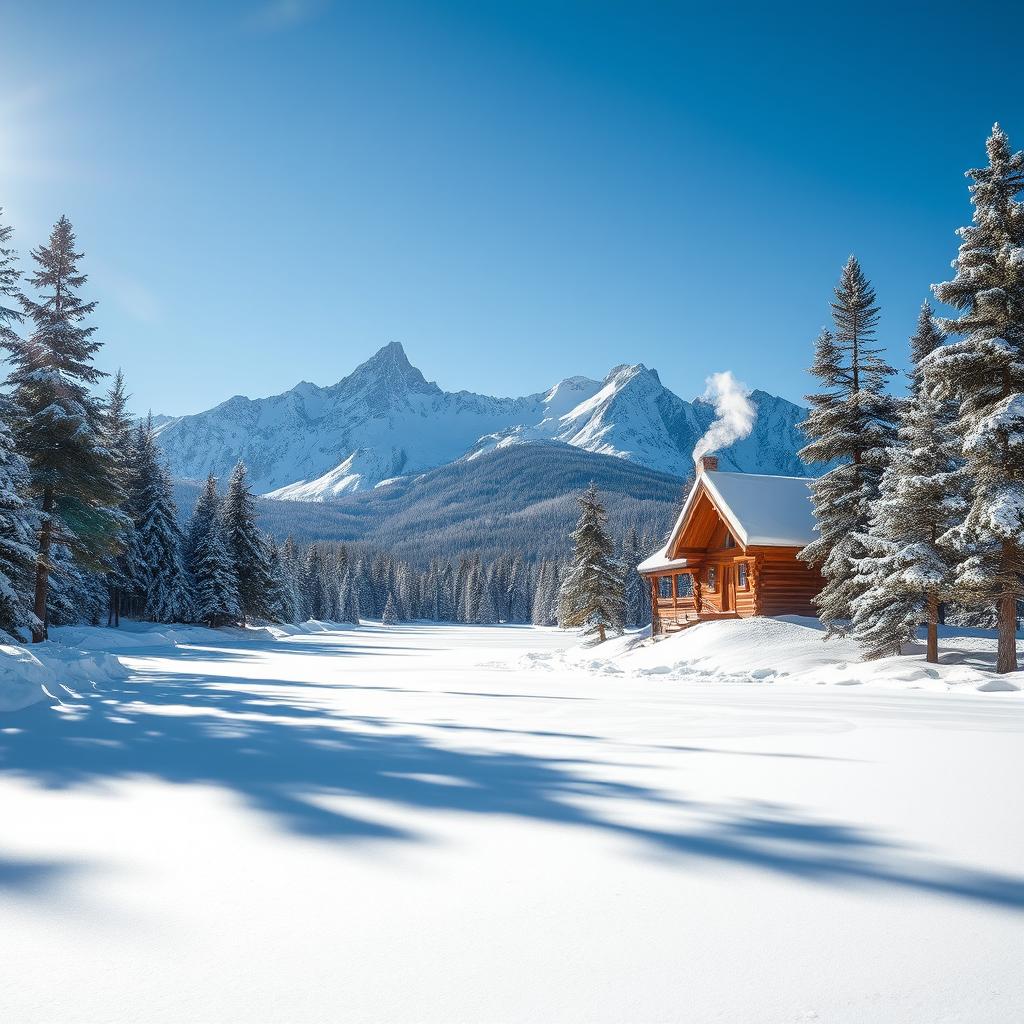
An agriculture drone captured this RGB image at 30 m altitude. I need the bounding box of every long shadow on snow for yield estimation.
[3,660,1024,912]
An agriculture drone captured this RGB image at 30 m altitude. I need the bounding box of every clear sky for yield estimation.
[2,0,1021,415]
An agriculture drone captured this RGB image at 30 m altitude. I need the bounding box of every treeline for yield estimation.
[244,531,651,629]
[799,124,1024,673]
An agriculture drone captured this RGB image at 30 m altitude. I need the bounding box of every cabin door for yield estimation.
[720,565,733,612]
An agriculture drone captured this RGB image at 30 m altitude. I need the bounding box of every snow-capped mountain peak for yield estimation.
[155,344,815,500]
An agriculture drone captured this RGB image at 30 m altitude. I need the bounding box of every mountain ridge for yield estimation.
[155,342,815,499]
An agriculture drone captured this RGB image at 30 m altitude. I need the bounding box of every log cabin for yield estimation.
[638,455,823,636]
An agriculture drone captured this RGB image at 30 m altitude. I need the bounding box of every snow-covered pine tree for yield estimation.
[47,541,107,626]
[186,474,241,627]
[506,555,531,623]
[337,569,361,625]
[620,527,648,628]
[474,566,498,623]
[101,370,137,626]
[371,554,394,617]
[3,216,121,639]
[396,561,418,620]
[351,559,375,620]
[134,425,191,623]
[852,303,964,661]
[559,483,625,644]
[531,560,553,625]
[262,535,292,623]
[909,300,944,390]
[301,544,327,621]
[382,591,400,625]
[0,208,22,344]
[221,462,270,623]
[437,561,455,621]
[798,258,898,635]
[280,535,303,621]
[0,409,38,636]
[928,124,1024,673]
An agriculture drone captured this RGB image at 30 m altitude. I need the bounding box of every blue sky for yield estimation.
[2,0,1021,415]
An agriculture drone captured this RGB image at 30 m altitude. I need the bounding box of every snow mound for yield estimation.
[544,617,1024,693]
[0,640,130,713]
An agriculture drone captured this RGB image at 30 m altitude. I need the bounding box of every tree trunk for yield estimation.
[31,489,54,643]
[996,591,1018,674]
[926,593,939,664]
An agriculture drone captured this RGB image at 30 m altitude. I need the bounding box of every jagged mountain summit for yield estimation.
[155,342,814,500]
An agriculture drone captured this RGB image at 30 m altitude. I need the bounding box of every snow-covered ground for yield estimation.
[1,620,1022,1023]
[549,614,1024,692]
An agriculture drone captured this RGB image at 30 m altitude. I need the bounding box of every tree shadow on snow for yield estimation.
[2,658,1024,913]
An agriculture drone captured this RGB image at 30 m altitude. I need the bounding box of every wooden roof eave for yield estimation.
[665,476,750,561]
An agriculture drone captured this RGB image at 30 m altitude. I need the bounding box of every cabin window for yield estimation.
[675,574,693,598]
[738,562,749,589]
[658,576,672,599]
[706,566,717,590]
[723,533,736,549]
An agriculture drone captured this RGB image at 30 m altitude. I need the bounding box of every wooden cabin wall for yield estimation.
[751,547,822,617]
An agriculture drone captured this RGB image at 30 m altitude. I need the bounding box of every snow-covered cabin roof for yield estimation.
[636,545,688,574]
[638,470,817,573]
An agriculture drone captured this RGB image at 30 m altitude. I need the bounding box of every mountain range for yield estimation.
[155,342,814,501]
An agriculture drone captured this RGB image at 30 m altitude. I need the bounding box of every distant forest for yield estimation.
[175,442,685,566]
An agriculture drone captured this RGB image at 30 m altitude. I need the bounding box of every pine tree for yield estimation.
[115,423,152,620]
[396,561,418,619]
[620,527,649,628]
[221,462,269,622]
[186,475,241,627]
[531,560,553,625]
[337,570,361,625]
[0,409,37,636]
[262,535,292,623]
[560,484,625,644]
[382,592,400,625]
[929,124,1024,673]
[301,544,327,620]
[506,555,531,623]
[351,558,374,621]
[853,304,963,661]
[3,216,121,639]
[47,542,106,626]
[0,208,22,344]
[102,370,135,626]
[909,300,944,390]
[474,567,498,623]
[281,536,303,622]
[798,258,898,635]
[134,425,191,623]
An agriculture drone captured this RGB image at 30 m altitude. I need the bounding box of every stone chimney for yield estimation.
[696,455,718,475]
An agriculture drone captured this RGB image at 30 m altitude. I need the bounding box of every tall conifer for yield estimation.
[221,461,270,622]
[799,258,897,634]
[560,484,624,643]
[929,124,1024,672]
[3,216,119,639]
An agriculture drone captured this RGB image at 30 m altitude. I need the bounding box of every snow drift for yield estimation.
[0,639,129,713]
[551,616,1024,693]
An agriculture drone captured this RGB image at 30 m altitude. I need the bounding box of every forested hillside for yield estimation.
[176,441,682,564]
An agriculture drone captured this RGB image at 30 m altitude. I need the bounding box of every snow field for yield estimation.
[0,620,1021,1023]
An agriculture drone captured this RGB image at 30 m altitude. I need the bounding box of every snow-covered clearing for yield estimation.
[1,620,1022,1023]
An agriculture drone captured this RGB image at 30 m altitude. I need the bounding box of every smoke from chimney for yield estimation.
[692,371,757,466]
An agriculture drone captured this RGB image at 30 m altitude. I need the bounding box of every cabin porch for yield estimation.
[645,558,754,635]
